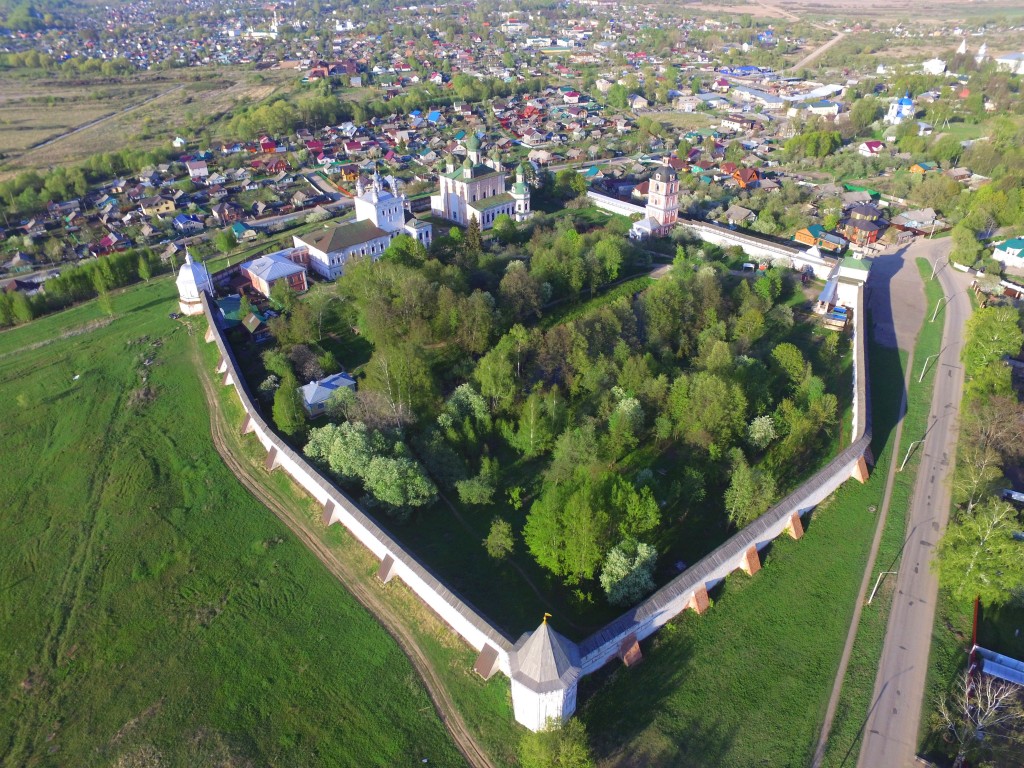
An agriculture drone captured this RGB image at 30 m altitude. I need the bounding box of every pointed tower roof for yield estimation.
[510,620,581,693]
[176,252,212,300]
[466,133,481,151]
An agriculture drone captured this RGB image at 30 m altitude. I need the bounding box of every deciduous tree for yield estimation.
[600,539,657,607]
[935,499,1024,606]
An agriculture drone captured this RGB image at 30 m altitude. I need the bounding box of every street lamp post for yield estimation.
[930,256,948,280]
[919,351,940,382]
[868,571,898,604]
[899,439,923,472]
[931,294,950,322]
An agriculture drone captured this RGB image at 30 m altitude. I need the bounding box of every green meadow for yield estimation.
[0,278,467,767]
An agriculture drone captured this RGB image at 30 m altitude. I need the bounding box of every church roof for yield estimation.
[466,133,481,151]
[652,164,677,182]
[441,161,503,182]
[510,621,581,693]
[469,191,515,212]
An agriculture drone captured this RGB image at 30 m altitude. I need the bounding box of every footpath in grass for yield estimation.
[0,281,468,768]
[576,327,904,767]
[819,257,947,768]
[202,338,522,767]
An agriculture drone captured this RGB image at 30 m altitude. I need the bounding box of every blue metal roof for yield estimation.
[975,646,1024,686]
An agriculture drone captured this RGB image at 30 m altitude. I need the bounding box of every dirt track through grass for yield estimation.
[192,335,499,768]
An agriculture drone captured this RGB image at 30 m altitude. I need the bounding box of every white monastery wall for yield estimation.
[203,295,515,677]
[200,272,870,730]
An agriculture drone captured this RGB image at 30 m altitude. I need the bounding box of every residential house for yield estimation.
[733,167,759,189]
[794,224,847,253]
[173,213,205,234]
[628,94,649,110]
[230,222,259,241]
[725,205,755,226]
[945,167,972,184]
[891,208,937,231]
[241,312,272,343]
[841,217,883,246]
[298,372,357,417]
[241,248,309,298]
[858,140,885,157]
[993,238,1024,270]
[139,196,176,216]
[909,162,935,174]
[211,202,244,224]
[92,231,132,255]
[186,160,209,181]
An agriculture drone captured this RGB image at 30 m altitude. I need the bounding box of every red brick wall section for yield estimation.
[618,635,643,667]
[739,545,761,576]
[687,584,710,615]
[786,511,804,540]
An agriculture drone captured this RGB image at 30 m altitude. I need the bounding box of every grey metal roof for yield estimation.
[241,252,306,283]
[510,622,581,693]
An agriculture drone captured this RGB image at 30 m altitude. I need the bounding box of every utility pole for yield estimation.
[868,571,898,604]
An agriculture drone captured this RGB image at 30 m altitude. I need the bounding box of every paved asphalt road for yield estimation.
[857,237,973,768]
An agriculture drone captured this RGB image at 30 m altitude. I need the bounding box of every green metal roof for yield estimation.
[469,192,514,212]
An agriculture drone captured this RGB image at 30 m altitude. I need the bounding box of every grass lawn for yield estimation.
[576,313,905,768]
[655,112,717,132]
[0,276,468,767]
[819,257,947,767]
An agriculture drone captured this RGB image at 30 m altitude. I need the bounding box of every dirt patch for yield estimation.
[127,385,158,409]
[111,700,164,747]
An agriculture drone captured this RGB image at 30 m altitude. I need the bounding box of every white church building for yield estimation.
[294,174,432,280]
[430,135,531,230]
[884,91,916,125]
